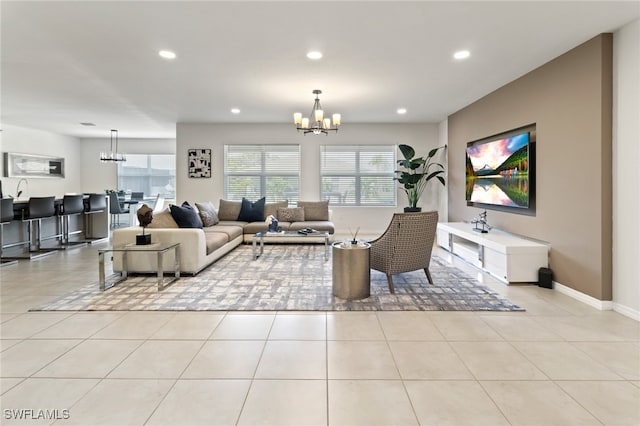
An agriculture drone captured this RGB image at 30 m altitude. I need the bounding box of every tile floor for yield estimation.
[0,241,638,425]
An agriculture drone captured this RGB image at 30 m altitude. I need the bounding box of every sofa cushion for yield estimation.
[218,199,241,221]
[170,202,203,228]
[277,207,305,222]
[288,221,335,234]
[195,201,219,227]
[147,208,179,228]
[238,197,266,222]
[204,231,229,255]
[264,201,288,219]
[204,224,243,241]
[297,201,329,221]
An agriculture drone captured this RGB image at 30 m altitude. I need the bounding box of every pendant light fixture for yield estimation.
[100,129,126,162]
[293,89,341,135]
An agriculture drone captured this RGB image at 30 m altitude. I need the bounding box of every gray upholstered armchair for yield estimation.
[370,211,439,293]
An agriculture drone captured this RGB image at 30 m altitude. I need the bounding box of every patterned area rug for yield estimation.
[31,245,524,312]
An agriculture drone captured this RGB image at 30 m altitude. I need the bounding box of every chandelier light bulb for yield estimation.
[293,112,302,124]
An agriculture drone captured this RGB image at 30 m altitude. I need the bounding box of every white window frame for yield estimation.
[224,144,301,202]
[117,154,176,199]
[320,144,397,206]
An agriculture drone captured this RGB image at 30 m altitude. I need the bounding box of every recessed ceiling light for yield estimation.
[158,50,176,59]
[397,108,407,115]
[306,51,323,60]
[454,50,470,60]
[80,122,96,126]
[231,108,241,114]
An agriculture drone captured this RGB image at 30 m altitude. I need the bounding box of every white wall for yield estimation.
[613,19,640,318]
[79,138,175,194]
[0,124,81,198]
[176,123,443,237]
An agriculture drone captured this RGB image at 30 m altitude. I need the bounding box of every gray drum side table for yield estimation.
[332,241,371,300]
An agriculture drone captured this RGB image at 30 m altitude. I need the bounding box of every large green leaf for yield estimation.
[398,144,415,161]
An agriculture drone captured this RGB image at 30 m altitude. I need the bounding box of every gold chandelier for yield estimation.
[293,89,341,135]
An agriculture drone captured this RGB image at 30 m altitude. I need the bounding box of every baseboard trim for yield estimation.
[553,281,640,321]
[612,302,640,321]
[553,281,613,311]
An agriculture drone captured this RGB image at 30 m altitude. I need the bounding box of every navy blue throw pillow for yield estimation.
[169,201,203,228]
[237,197,266,222]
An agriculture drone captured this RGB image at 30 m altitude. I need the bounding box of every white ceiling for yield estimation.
[1,1,638,139]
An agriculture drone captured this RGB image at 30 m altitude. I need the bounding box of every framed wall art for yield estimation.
[3,152,65,178]
[188,148,211,178]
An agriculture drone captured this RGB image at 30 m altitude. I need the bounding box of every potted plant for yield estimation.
[395,144,446,212]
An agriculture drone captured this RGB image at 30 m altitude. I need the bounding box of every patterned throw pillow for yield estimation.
[277,207,305,222]
[195,201,219,227]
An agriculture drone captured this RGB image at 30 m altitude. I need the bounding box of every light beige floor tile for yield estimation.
[150,312,225,339]
[238,379,326,426]
[33,339,141,378]
[405,380,510,426]
[210,313,275,340]
[632,381,640,389]
[481,381,602,425]
[62,379,173,426]
[327,312,386,340]
[328,341,399,379]
[389,341,473,379]
[533,315,640,341]
[0,313,20,323]
[0,339,22,352]
[255,340,326,379]
[451,341,547,380]
[268,313,326,340]
[0,378,24,395]
[182,340,265,379]
[513,341,623,380]
[328,380,418,426]
[0,313,72,339]
[0,378,98,425]
[1,295,63,314]
[90,312,174,339]
[514,296,575,316]
[376,312,444,340]
[557,381,640,426]
[0,339,79,377]
[479,314,564,341]
[572,341,640,380]
[147,379,251,426]
[431,315,503,340]
[108,340,202,379]
[32,312,124,339]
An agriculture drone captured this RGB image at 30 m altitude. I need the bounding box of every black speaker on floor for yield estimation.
[538,267,553,289]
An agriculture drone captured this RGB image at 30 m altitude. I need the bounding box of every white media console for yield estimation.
[436,222,549,284]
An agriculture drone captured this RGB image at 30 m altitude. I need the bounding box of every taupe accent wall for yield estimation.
[448,34,613,301]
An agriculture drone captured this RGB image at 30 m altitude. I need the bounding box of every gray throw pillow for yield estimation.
[218,199,242,221]
[277,207,305,222]
[297,201,329,221]
[195,201,219,227]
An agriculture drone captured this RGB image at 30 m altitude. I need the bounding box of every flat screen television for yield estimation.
[465,125,535,215]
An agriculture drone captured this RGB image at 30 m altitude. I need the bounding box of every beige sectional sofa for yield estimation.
[111,199,335,275]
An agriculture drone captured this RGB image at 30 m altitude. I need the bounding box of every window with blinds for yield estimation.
[224,144,300,202]
[320,145,396,206]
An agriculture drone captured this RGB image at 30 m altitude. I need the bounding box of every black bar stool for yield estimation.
[0,198,18,266]
[22,196,61,253]
[83,193,107,243]
[58,194,87,248]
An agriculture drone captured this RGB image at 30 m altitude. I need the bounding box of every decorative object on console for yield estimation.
[349,226,360,245]
[266,215,280,232]
[470,210,491,233]
[136,204,153,245]
[100,129,126,162]
[293,89,341,135]
[395,144,446,212]
[188,148,211,178]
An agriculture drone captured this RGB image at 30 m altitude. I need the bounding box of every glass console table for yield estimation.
[98,242,180,291]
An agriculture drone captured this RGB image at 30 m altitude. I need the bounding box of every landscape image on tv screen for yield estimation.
[465,132,530,208]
